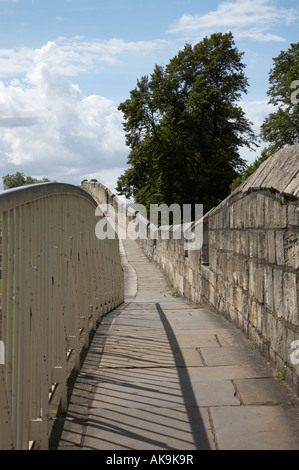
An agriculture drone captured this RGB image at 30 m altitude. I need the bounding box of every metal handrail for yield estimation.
[0,183,124,450]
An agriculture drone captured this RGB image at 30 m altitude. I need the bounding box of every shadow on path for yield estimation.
[155,303,211,450]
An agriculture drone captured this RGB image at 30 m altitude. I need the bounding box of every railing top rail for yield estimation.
[0,182,98,213]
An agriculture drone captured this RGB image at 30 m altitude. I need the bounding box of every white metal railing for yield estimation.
[0,183,124,450]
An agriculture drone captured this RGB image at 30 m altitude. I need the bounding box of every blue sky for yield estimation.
[0,0,298,191]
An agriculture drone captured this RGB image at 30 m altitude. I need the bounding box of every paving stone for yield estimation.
[200,346,264,367]
[91,378,239,410]
[175,333,220,348]
[82,407,214,451]
[187,364,272,381]
[235,378,299,405]
[210,405,299,450]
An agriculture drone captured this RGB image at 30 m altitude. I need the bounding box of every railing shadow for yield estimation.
[155,303,211,450]
[50,301,211,450]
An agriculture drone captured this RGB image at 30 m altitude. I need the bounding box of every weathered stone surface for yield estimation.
[210,405,299,450]
[240,143,299,197]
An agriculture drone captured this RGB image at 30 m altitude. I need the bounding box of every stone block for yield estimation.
[268,313,278,350]
[283,272,298,326]
[208,270,216,289]
[288,204,299,227]
[209,284,215,305]
[284,231,299,269]
[273,269,283,316]
[201,277,210,300]
[274,322,287,361]
[240,231,249,257]
[216,275,225,297]
[241,257,249,291]
[246,194,257,228]
[230,231,236,252]
[275,231,285,265]
[248,261,255,297]
[227,282,234,306]
[256,193,265,227]
[250,299,258,328]
[274,201,288,228]
[242,292,249,320]
[256,302,263,333]
[265,196,287,228]
[235,200,244,229]
[209,248,217,272]
[219,252,228,279]
[188,249,200,271]
[216,210,224,229]
[257,231,267,261]
[187,266,193,284]
[209,213,216,230]
[261,308,269,341]
[249,261,264,303]
[264,266,274,311]
[209,230,216,248]
[249,231,258,258]
[233,286,243,314]
[267,231,276,264]
[228,205,235,229]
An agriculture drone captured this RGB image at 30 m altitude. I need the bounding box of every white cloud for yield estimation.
[0,37,166,79]
[0,47,34,76]
[241,100,276,133]
[168,0,298,42]
[0,36,168,190]
[239,99,276,163]
[0,41,129,190]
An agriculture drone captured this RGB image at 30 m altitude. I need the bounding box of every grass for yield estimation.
[167,277,179,297]
[275,367,285,380]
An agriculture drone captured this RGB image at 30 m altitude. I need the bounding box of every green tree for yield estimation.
[117,32,256,214]
[230,41,299,192]
[260,41,299,157]
[2,172,50,190]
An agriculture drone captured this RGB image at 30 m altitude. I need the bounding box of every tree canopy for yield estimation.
[260,41,299,158]
[2,172,50,190]
[231,40,299,192]
[116,32,257,213]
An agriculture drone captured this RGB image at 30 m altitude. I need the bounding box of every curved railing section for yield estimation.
[0,183,124,450]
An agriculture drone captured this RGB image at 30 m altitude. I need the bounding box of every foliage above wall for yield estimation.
[2,172,50,190]
[231,41,299,192]
[116,32,257,213]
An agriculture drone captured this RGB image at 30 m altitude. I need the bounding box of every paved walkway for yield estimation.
[52,239,299,451]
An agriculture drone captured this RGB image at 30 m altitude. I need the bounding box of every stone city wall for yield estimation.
[82,143,299,395]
